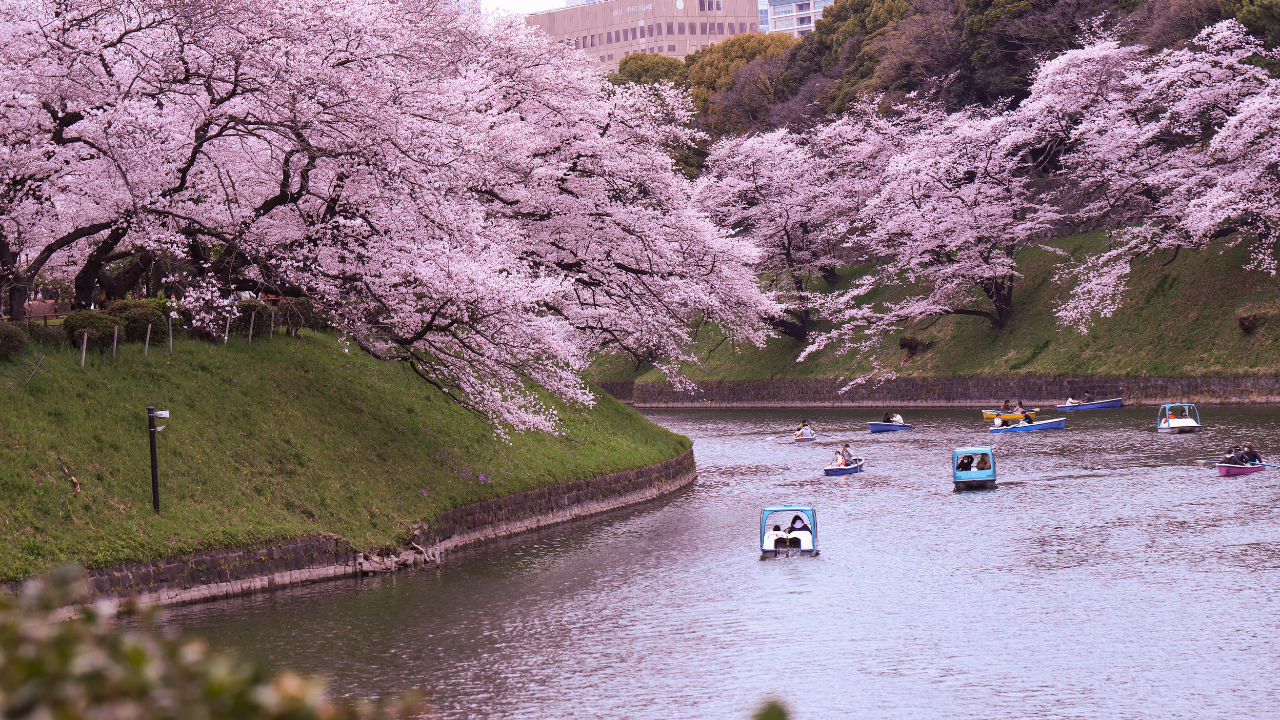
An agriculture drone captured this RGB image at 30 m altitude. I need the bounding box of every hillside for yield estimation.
[590,234,1280,384]
[0,332,689,583]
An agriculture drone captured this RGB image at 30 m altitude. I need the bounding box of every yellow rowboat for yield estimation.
[981,409,1038,420]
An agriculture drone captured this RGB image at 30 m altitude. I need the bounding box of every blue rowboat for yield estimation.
[868,422,912,433]
[1056,397,1123,411]
[989,417,1066,433]
[824,459,864,476]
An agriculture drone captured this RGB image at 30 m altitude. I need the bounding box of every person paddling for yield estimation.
[841,444,856,466]
[1243,443,1263,464]
[796,422,816,439]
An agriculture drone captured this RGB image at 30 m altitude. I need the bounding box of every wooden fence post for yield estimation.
[144,323,151,356]
[168,315,173,354]
[248,311,256,344]
[112,325,118,357]
[79,331,87,368]
[223,315,231,345]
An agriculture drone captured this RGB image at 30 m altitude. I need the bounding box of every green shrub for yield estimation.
[231,299,274,334]
[277,297,327,332]
[62,311,119,351]
[24,323,66,348]
[0,322,27,361]
[103,299,156,317]
[0,566,422,720]
[119,306,168,343]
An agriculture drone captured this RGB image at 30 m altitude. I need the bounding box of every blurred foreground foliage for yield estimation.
[0,566,427,720]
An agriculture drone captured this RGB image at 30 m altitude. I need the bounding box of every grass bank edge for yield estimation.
[0,333,689,583]
[589,233,1280,383]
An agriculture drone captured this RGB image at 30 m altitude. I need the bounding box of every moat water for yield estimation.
[154,406,1280,718]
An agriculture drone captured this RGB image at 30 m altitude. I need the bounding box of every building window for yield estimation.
[656,23,662,35]
[678,22,685,34]
[668,44,676,51]
[717,22,724,33]
[798,15,811,24]
[699,0,705,9]
[739,22,747,32]
[631,27,637,39]
[773,4,793,15]
[639,25,645,38]
[796,1,809,9]
[773,16,794,28]
[648,24,653,36]
[716,0,722,8]
[608,53,614,59]
[667,22,673,34]
[700,21,707,33]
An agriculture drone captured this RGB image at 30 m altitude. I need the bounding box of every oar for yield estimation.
[1194,459,1221,466]
[1260,462,1280,468]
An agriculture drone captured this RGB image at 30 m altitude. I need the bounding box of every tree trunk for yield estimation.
[7,282,28,322]
[72,227,129,308]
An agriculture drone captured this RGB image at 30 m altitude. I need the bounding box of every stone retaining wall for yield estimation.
[596,376,1280,407]
[11,449,696,608]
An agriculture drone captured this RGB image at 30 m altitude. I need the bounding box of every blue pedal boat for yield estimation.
[1056,397,1123,411]
[868,422,912,433]
[989,417,1066,433]
[953,447,996,490]
[823,459,865,475]
[760,505,819,559]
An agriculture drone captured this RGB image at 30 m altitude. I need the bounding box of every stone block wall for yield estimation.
[598,376,1280,407]
[411,448,695,547]
[76,534,356,601]
[4,449,697,607]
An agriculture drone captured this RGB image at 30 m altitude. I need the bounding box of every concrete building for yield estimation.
[526,0,762,73]
[765,0,833,37]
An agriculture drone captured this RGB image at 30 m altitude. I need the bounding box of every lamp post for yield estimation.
[147,406,168,513]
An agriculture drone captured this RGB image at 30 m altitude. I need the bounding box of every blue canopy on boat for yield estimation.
[760,505,817,548]
[953,446,996,482]
[1157,403,1200,424]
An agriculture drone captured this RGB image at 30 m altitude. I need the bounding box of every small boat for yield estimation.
[1056,397,1123,411]
[1217,463,1266,476]
[953,446,996,490]
[760,505,819,559]
[981,409,1038,420]
[1156,403,1201,433]
[823,459,865,475]
[794,435,818,443]
[868,422,912,433]
[988,417,1066,433]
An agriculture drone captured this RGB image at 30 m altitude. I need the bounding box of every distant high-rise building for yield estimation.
[766,0,832,37]
[527,0,762,73]
[758,0,768,32]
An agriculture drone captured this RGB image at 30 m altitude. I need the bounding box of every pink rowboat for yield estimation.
[1218,463,1266,476]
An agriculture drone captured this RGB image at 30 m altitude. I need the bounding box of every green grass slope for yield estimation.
[0,333,689,583]
[591,234,1280,383]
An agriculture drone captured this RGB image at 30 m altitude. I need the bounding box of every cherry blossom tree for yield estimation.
[0,0,776,432]
[1044,21,1280,329]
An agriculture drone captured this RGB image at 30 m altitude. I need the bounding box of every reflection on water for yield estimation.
[151,407,1280,719]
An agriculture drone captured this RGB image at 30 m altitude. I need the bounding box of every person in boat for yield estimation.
[956,454,974,471]
[1222,445,1246,464]
[1064,395,1080,406]
[796,422,815,439]
[1082,390,1094,403]
[1000,399,1012,412]
[992,416,1006,428]
[1014,399,1026,412]
[787,515,811,534]
[889,412,905,425]
[1016,411,1033,426]
[975,454,991,471]
[1180,406,1191,419]
[841,444,856,465]
[1243,443,1263,464]
[831,450,846,467]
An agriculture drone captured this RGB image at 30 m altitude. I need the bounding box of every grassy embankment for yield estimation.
[0,332,689,583]
[591,234,1280,384]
